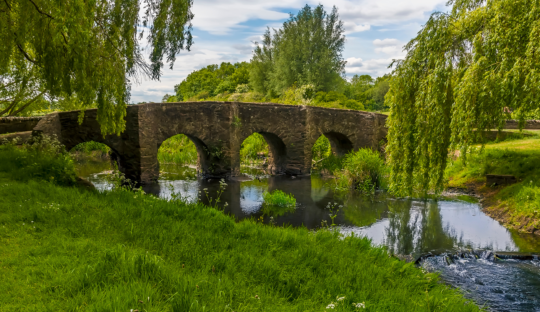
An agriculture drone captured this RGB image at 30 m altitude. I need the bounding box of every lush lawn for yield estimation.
[445,137,540,233]
[0,144,479,311]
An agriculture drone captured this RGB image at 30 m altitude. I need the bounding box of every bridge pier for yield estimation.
[31,102,388,184]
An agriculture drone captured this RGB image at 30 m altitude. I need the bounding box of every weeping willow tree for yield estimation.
[0,0,193,134]
[387,0,540,196]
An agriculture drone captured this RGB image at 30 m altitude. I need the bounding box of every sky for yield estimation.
[131,0,449,103]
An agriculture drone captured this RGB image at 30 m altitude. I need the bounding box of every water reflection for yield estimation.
[75,158,540,311]
[77,161,540,256]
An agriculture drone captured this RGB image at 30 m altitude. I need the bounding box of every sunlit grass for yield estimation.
[446,137,540,231]
[0,146,480,311]
[158,134,198,165]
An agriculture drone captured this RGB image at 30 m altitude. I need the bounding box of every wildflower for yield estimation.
[326,303,335,309]
[353,302,366,308]
[337,296,345,301]
[203,188,208,191]
[224,202,229,207]
[31,221,34,223]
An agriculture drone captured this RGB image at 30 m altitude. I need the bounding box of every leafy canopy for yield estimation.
[1,0,193,134]
[174,62,250,101]
[250,4,346,97]
[387,0,540,195]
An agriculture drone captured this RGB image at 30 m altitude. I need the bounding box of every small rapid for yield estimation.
[419,251,540,311]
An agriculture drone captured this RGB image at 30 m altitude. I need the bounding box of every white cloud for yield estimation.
[130,0,446,101]
[345,57,395,77]
[373,38,405,57]
[344,22,370,34]
[191,0,446,35]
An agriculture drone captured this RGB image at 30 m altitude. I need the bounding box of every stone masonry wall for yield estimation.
[0,116,42,135]
[31,102,388,184]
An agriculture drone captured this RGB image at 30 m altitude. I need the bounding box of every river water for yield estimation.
[76,158,540,311]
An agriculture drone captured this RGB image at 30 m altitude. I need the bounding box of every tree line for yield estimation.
[163,5,391,112]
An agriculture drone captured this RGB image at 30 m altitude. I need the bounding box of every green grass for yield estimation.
[158,134,198,165]
[262,190,296,208]
[70,141,110,155]
[240,133,269,163]
[445,138,540,231]
[0,143,480,311]
[261,190,297,217]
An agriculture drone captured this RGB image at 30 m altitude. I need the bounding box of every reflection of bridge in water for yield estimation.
[30,102,388,183]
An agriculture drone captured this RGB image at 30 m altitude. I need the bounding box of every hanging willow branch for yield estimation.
[386,0,540,196]
[0,0,194,134]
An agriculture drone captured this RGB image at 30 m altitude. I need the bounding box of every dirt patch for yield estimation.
[447,182,540,235]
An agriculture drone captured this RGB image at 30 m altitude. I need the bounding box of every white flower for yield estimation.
[353,302,366,308]
[337,296,345,301]
[326,303,335,309]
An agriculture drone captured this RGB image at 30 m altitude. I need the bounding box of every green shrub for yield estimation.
[158,134,198,165]
[71,141,110,154]
[312,135,332,165]
[262,189,296,208]
[0,135,76,185]
[335,148,388,192]
[240,133,268,162]
[262,189,296,216]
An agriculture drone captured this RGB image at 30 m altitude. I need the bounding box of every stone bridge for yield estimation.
[28,102,388,184]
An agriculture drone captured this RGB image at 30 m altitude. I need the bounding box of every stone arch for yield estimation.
[156,133,211,174]
[323,131,354,157]
[67,139,126,173]
[258,131,287,174]
[238,131,288,174]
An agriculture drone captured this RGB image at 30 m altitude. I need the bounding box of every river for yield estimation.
[75,157,540,311]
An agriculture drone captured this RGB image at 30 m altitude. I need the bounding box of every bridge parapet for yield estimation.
[32,102,388,184]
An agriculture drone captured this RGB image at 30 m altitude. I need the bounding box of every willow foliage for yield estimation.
[387,0,540,196]
[1,0,193,134]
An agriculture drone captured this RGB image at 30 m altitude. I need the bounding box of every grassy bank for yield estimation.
[445,135,540,234]
[0,142,479,311]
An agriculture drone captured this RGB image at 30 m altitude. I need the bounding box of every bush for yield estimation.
[262,189,296,208]
[158,134,198,165]
[71,141,110,155]
[335,148,388,192]
[0,135,77,186]
[240,133,268,162]
[235,84,250,93]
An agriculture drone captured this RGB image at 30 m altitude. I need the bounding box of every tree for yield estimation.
[386,0,540,195]
[175,62,250,100]
[1,0,194,134]
[250,4,346,96]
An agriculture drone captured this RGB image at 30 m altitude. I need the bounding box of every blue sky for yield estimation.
[131,0,449,103]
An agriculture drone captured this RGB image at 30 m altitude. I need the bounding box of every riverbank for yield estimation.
[0,142,480,311]
[445,136,540,235]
